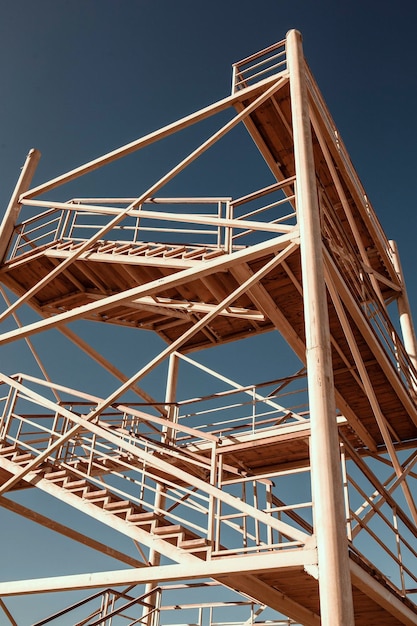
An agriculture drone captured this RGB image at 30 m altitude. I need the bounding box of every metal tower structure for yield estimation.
[0,29,416,626]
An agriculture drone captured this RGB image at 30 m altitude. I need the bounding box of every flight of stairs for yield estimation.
[0,442,210,559]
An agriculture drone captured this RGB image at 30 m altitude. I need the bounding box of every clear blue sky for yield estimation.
[0,1,416,623]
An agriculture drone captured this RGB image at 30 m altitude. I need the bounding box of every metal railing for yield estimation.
[341,438,417,597]
[306,66,395,273]
[175,371,309,443]
[8,183,297,261]
[32,585,154,626]
[0,374,312,561]
[232,40,287,93]
[322,199,417,396]
[9,198,232,260]
[33,581,300,626]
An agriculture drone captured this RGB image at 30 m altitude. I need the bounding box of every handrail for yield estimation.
[232,40,287,93]
[7,182,298,261]
[32,585,155,626]
[0,377,311,557]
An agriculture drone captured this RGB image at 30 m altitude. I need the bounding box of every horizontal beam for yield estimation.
[21,198,295,234]
[0,548,317,596]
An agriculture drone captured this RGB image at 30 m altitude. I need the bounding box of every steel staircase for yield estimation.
[0,442,210,561]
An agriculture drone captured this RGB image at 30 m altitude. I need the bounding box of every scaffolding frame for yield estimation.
[0,30,416,626]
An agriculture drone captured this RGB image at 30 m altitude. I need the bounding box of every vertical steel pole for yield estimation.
[286,29,355,625]
[143,352,179,625]
[0,148,41,263]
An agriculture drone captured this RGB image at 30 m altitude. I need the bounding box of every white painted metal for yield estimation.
[287,29,355,625]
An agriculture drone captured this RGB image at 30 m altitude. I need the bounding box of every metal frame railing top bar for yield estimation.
[232,39,287,93]
[7,180,298,262]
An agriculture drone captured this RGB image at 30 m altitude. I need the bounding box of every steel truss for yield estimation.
[0,29,416,626]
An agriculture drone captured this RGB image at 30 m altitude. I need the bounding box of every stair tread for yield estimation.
[44,470,68,479]
[153,524,184,535]
[103,499,131,510]
[12,453,32,461]
[179,537,209,547]
[0,445,19,455]
[83,489,109,499]
[127,510,154,520]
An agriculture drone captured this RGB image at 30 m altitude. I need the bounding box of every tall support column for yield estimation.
[143,352,180,626]
[286,29,355,625]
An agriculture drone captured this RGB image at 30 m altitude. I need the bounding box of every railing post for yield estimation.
[231,63,237,94]
[0,149,41,263]
[340,443,352,541]
[390,240,417,376]
[392,506,406,595]
[286,29,355,625]
[225,200,233,253]
[57,205,73,242]
[207,440,217,553]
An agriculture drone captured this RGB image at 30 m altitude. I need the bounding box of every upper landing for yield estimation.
[0,33,416,452]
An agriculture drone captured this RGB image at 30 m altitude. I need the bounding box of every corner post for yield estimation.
[286,29,355,625]
[0,149,41,263]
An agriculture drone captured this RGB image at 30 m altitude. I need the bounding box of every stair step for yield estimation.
[112,243,132,254]
[178,537,209,550]
[44,469,69,482]
[83,489,109,504]
[55,241,72,250]
[126,511,156,525]
[0,445,19,456]
[12,452,33,464]
[97,242,118,252]
[64,479,88,492]
[103,499,131,511]
[204,249,224,259]
[128,244,151,256]
[153,525,186,545]
[183,248,206,259]
[146,245,167,257]
[153,524,183,536]
[164,246,186,258]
